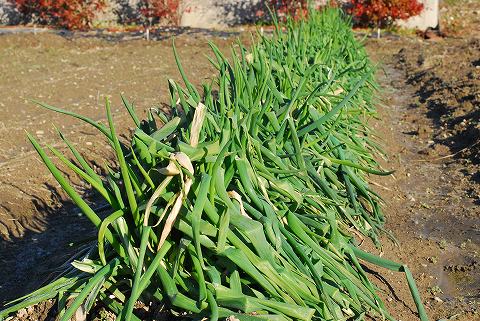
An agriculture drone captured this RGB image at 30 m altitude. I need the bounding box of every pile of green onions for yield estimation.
[0,8,428,321]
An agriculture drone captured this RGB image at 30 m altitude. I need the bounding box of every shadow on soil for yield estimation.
[0,183,104,306]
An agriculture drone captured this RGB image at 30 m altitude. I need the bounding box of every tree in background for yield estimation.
[266,0,309,21]
[8,0,106,30]
[347,0,424,36]
[137,0,186,40]
[138,0,182,26]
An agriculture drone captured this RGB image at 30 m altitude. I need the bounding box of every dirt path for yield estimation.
[363,36,479,321]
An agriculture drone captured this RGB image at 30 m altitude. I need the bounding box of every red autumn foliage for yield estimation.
[261,0,309,21]
[258,1,340,22]
[8,0,106,30]
[347,0,424,27]
[138,0,182,26]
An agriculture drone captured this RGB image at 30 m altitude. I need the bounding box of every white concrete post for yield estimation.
[397,0,439,31]
[181,0,262,28]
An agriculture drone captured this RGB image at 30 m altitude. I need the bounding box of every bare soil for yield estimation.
[363,35,480,321]
[1,3,479,320]
[438,0,480,36]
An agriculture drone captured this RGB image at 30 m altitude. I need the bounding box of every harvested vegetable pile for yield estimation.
[0,8,428,321]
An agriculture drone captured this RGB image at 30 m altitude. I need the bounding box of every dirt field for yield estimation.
[0,2,479,321]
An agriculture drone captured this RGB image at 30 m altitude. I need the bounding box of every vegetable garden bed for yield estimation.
[0,8,428,321]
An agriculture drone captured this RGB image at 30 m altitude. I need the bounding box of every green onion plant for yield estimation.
[0,8,428,321]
